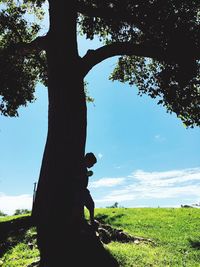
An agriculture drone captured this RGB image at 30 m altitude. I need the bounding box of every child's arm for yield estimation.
[87,170,93,177]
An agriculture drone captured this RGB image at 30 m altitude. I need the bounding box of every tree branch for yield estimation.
[3,35,47,56]
[77,2,144,32]
[81,42,165,77]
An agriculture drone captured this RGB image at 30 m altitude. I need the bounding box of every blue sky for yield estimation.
[85,50,200,209]
[0,8,200,214]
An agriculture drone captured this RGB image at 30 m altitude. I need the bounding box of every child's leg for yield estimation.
[89,201,94,225]
[84,190,95,225]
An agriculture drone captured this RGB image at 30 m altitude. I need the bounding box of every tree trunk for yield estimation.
[32,0,86,265]
[32,1,119,266]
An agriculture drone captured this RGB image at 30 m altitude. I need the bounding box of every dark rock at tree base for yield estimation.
[95,220,154,245]
[98,227,112,244]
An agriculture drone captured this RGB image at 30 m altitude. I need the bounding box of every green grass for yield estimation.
[0,213,30,223]
[94,208,200,266]
[0,215,39,267]
[0,243,39,267]
[1,208,200,266]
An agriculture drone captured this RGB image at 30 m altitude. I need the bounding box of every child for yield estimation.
[82,152,97,226]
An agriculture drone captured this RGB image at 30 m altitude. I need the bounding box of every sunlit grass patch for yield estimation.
[95,208,200,266]
[0,243,39,267]
[0,214,30,223]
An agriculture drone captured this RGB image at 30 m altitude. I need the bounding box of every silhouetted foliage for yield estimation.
[79,1,200,127]
[0,210,7,216]
[14,209,31,215]
[0,0,199,126]
[0,0,47,116]
[106,202,119,208]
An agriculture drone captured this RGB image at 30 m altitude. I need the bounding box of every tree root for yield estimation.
[94,219,155,245]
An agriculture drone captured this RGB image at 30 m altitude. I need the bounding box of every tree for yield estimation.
[13,209,31,215]
[0,210,7,216]
[107,202,119,208]
[1,0,200,266]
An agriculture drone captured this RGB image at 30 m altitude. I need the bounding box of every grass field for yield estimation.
[94,208,200,266]
[1,208,200,266]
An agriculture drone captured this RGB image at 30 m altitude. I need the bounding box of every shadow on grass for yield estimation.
[75,233,119,267]
[95,213,124,225]
[189,239,200,250]
[37,227,119,267]
[0,216,33,257]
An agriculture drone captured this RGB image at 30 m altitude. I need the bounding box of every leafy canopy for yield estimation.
[79,0,200,127]
[0,0,46,116]
[0,0,200,127]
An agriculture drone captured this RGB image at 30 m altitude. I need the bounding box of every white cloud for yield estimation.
[96,193,135,203]
[154,134,166,142]
[98,153,103,159]
[90,177,125,188]
[95,167,200,204]
[130,168,200,186]
[0,193,33,215]
[1,168,199,213]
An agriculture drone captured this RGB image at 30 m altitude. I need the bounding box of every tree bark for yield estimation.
[32,0,87,265]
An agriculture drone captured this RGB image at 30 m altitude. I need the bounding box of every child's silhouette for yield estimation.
[82,152,97,226]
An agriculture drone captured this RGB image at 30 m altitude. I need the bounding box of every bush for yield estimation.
[106,202,119,208]
[0,210,7,216]
[14,209,31,216]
